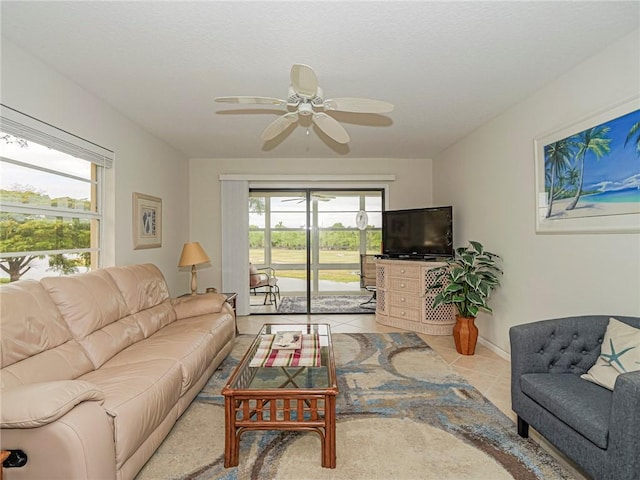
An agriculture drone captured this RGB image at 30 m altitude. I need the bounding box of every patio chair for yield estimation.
[360,254,377,308]
[249,263,280,307]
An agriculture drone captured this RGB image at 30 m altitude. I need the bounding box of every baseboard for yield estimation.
[477,336,510,361]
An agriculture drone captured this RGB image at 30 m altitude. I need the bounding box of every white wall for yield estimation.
[189,157,433,290]
[433,30,640,353]
[1,39,191,295]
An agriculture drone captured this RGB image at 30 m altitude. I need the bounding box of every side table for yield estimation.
[222,293,238,335]
[0,451,9,480]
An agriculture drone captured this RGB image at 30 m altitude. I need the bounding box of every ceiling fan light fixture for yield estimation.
[298,102,313,116]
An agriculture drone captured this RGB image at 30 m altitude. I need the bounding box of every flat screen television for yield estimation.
[382,206,453,259]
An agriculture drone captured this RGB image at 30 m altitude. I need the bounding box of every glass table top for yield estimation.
[226,323,335,391]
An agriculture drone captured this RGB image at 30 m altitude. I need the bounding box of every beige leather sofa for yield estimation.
[0,264,236,480]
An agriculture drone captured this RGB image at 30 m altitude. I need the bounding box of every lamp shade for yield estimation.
[178,242,210,267]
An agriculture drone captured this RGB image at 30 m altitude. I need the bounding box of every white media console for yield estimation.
[375,258,455,335]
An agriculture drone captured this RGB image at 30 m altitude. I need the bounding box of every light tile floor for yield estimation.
[236,313,589,480]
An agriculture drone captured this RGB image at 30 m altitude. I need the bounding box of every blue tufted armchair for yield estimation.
[510,315,640,480]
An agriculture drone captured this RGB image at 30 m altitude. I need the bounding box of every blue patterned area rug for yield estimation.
[137,333,573,480]
[277,295,376,314]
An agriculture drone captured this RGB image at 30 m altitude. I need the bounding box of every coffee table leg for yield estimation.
[224,396,239,467]
[323,395,337,468]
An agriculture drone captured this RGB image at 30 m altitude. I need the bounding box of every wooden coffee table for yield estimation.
[221,323,338,468]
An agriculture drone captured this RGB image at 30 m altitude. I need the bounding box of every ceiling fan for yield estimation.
[282,193,336,204]
[214,64,393,144]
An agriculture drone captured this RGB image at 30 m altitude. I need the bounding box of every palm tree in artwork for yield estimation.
[624,121,640,156]
[544,138,574,218]
[553,167,580,202]
[566,167,581,193]
[565,126,612,211]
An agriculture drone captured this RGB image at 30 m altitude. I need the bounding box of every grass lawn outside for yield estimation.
[250,248,379,283]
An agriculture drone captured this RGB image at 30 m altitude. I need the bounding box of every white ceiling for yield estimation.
[1,1,638,159]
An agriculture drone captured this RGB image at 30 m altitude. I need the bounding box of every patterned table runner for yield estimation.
[249,333,321,367]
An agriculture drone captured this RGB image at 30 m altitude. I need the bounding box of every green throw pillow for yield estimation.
[581,317,640,391]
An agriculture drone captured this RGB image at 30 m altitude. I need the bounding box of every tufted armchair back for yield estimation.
[510,315,640,376]
[528,316,607,375]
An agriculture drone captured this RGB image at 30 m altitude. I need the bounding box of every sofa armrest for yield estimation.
[171,292,226,319]
[1,401,116,479]
[1,380,104,428]
[608,371,640,478]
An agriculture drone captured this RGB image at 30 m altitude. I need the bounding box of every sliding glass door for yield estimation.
[249,188,383,314]
[249,191,308,313]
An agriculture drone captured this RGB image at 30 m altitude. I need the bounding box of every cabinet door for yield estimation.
[375,263,386,289]
[376,288,388,315]
[420,263,446,296]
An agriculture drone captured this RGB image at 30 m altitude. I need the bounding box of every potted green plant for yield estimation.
[429,241,502,355]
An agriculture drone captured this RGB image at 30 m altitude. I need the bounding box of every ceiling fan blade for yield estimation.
[312,113,350,144]
[261,112,299,142]
[290,64,318,98]
[214,96,287,105]
[323,97,394,114]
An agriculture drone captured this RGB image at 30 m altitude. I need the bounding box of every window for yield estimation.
[0,106,113,283]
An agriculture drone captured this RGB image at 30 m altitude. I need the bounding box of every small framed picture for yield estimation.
[133,192,162,249]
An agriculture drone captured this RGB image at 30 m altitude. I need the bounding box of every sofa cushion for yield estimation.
[582,317,640,390]
[42,269,129,338]
[103,311,235,396]
[520,373,612,448]
[105,264,170,315]
[41,270,139,361]
[0,280,72,366]
[78,359,183,469]
[42,270,147,369]
[249,263,260,287]
[129,301,177,338]
[0,280,94,387]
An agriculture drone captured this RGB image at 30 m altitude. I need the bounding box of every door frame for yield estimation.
[249,185,387,314]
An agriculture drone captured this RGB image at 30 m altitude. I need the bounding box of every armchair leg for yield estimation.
[517,416,529,438]
[262,287,278,308]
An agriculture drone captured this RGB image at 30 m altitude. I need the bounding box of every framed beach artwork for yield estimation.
[534,96,640,234]
[133,192,162,249]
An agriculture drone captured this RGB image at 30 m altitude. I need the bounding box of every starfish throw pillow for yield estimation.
[581,317,640,390]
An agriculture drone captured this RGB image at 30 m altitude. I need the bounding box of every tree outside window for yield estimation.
[1,132,103,283]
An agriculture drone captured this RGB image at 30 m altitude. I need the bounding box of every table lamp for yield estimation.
[178,242,210,295]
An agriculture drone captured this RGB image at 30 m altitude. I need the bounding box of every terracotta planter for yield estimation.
[453,315,478,355]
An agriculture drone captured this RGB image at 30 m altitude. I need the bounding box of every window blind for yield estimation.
[0,104,114,168]
[221,179,250,316]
